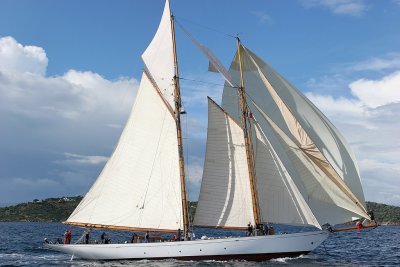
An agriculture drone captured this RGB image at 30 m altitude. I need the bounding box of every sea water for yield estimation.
[0,222,398,266]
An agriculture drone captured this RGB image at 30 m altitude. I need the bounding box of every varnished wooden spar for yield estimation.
[333,223,378,232]
[236,37,262,226]
[170,12,190,240]
[193,224,248,230]
[64,221,178,233]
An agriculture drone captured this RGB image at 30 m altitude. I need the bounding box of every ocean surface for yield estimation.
[0,222,398,266]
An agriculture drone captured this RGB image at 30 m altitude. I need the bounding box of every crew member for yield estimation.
[247,222,254,236]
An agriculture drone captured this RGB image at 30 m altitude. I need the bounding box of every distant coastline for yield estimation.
[0,197,399,225]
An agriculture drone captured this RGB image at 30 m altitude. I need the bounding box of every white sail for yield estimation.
[66,73,183,231]
[249,57,366,215]
[253,122,320,228]
[142,0,175,109]
[253,102,369,225]
[249,46,364,204]
[193,98,254,228]
[221,45,368,225]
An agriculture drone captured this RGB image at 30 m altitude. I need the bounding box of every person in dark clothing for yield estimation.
[177,228,181,241]
[247,222,254,236]
[263,224,269,235]
[368,210,376,224]
[85,230,90,244]
[100,232,106,244]
[144,231,149,243]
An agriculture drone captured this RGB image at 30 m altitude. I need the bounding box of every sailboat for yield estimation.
[45,0,373,261]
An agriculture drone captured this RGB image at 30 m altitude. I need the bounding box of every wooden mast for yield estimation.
[170,11,190,240]
[236,37,261,226]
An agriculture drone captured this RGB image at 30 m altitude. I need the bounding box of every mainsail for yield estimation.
[66,0,186,232]
[66,72,183,231]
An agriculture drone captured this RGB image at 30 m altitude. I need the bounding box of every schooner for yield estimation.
[46,0,373,261]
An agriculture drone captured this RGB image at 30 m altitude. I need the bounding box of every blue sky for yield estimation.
[0,0,399,206]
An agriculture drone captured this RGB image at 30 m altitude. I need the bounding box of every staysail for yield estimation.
[193,98,255,229]
[66,73,183,232]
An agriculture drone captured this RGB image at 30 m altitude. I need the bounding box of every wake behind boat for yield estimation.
[46,0,374,261]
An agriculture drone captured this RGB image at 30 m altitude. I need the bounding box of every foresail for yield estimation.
[142,0,175,109]
[66,73,183,231]
[221,44,368,225]
[193,98,254,228]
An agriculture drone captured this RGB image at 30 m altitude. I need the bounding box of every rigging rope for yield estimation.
[174,16,236,39]
[179,77,233,88]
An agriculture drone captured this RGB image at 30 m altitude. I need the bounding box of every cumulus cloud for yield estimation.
[300,0,368,16]
[350,71,400,108]
[0,36,48,76]
[0,36,139,203]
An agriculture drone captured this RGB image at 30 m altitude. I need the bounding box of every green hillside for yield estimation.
[366,201,400,225]
[0,196,82,222]
[0,197,399,224]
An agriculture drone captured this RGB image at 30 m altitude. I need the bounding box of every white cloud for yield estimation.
[0,36,48,76]
[0,36,139,203]
[59,153,109,165]
[349,71,400,108]
[0,61,138,122]
[300,0,368,16]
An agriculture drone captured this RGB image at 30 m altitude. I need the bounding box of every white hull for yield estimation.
[45,231,329,261]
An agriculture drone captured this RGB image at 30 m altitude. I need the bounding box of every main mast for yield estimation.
[236,37,261,226]
[170,11,190,240]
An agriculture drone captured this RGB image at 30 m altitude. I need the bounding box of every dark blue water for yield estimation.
[0,222,398,266]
